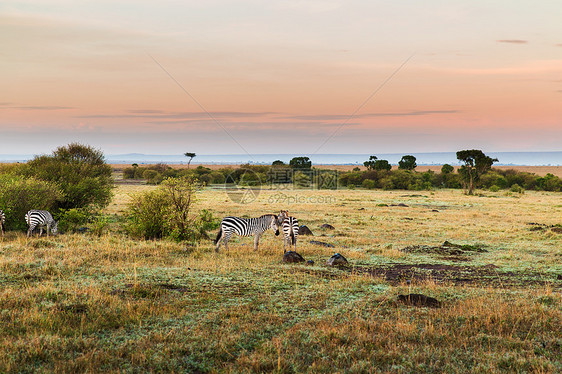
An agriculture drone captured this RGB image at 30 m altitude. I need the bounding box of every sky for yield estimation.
[1,1,561,158]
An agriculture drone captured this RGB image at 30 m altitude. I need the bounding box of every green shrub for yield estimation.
[362,179,376,189]
[58,208,91,233]
[0,175,62,231]
[510,184,524,194]
[489,185,501,192]
[21,143,113,210]
[125,177,218,242]
[143,169,163,185]
[123,167,136,179]
[535,173,562,191]
[293,171,311,188]
[209,171,225,184]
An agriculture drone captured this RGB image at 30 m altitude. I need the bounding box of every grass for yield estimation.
[0,187,561,373]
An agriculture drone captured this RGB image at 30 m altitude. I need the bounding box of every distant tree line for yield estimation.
[339,151,562,193]
[123,152,562,193]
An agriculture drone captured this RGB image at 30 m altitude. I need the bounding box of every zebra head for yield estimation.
[278,210,289,225]
[51,220,59,236]
[271,215,281,236]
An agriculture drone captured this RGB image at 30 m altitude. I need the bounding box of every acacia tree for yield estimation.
[374,159,392,171]
[441,164,454,174]
[363,156,377,170]
[398,155,417,170]
[456,149,498,195]
[184,152,196,169]
[289,157,312,169]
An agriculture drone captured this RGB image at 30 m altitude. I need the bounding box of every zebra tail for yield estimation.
[214,227,223,245]
[291,231,296,245]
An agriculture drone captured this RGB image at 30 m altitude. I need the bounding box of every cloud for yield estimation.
[283,110,459,121]
[497,39,528,44]
[15,105,75,111]
[77,111,276,119]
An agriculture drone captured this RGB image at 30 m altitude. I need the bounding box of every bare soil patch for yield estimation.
[366,263,560,288]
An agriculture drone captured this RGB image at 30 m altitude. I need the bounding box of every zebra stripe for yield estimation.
[281,216,299,252]
[25,210,58,237]
[214,214,280,252]
[0,209,5,237]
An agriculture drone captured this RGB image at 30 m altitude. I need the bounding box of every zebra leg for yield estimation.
[223,232,232,252]
[46,223,50,237]
[254,233,261,251]
[215,233,223,253]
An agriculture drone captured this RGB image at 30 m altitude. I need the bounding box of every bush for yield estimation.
[510,184,525,194]
[58,208,91,233]
[123,167,136,179]
[125,177,218,242]
[489,185,501,192]
[293,171,311,188]
[362,179,376,189]
[143,169,163,185]
[535,173,562,191]
[0,175,62,231]
[22,143,113,210]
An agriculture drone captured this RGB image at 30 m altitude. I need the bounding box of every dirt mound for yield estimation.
[401,241,487,261]
[528,223,562,233]
[398,293,441,308]
[367,263,559,288]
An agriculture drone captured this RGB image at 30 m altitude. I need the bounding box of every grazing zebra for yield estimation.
[0,210,5,237]
[279,210,299,252]
[25,210,58,237]
[214,214,281,252]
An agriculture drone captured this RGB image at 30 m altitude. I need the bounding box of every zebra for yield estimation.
[214,213,282,252]
[25,210,58,237]
[0,209,5,237]
[279,210,299,252]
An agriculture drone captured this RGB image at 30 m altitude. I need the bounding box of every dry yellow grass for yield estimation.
[0,185,560,372]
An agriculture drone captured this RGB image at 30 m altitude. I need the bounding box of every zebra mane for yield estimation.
[259,214,278,219]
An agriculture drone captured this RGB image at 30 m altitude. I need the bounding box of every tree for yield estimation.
[289,157,312,169]
[363,156,377,170]
[184,152,196,169]
[441,164,454,174]
[398,155,417,170]
[23,143,113,210]
[374,159,392,171]
[456,149,498,195]
[272,160,285,166]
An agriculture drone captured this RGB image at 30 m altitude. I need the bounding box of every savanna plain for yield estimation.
[0,181,561,373]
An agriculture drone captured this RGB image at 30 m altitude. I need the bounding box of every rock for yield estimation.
[326,253,348,266]
[310,240,334,248]
[397,294,441,308]
[306,260,315,266]
[283,251,305,263]
[390,203,409,207]
[551,227,562,234]
[358,207,365,211]
[320,224,335,230]
[298,225,314,236]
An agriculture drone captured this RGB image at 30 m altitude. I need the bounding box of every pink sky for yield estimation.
[1,1,561,156]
